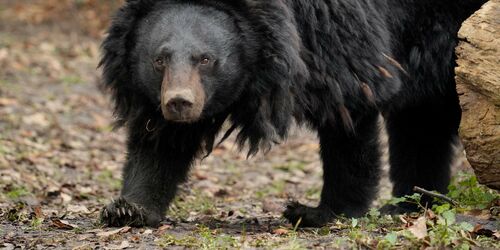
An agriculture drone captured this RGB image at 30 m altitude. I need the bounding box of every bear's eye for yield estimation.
[154,58,165,68]
[200,57,210,65]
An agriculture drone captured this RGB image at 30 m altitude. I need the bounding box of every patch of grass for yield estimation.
[198,225,238,249]
[96,170,121,191]
[169,191,216,219]
[369,180,500,249]
[72,227,85,234]
[447,172,499,210]
[305,187,321,200]
[159,225,238,249]
[30,217,44,229]
[256,222,307,250]
[160,234,200,248]
[282,219,308,250]
[60,75,83,85]
[0,78,21,94]
[160,221,308,249]
[424,204,475,248]
[225,163,239,174]
[5,203,28,222]
[330,237,351,249]
[315,191,496,249]
[255,179,286,199]
[0,32,14,47]
[274,236,306,250]
[97,124,114,133]
[6,186,31,200]
[274,161,308,172]
[0,142,7,156]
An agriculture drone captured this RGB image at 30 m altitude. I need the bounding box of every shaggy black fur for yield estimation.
[99,0,486,227]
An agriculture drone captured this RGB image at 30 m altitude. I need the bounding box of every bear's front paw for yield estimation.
[100,197,162,227]
[283,202,335,228]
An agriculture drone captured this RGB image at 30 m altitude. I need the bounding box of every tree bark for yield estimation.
[455,0,500,190]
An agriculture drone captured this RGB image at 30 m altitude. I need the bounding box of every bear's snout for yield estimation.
[161,89,202,123]
[165,90,194,115]
[166,96,194,114]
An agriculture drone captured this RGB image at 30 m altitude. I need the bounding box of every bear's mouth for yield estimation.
[161,102,203,123]
[164,116,199,124]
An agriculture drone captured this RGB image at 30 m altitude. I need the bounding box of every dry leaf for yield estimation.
[493,231,499,239]
[273,228,289,235]
[408,217,427,239]
[51,219,78,230]
[211,147,227,156]
[60,193,73,204]
[1,243,15,250]
[22,113,50,127]
[0,98,17,106]
[157,225,172,234]
[67,205,91,214]
[120,226,132,234]
[104,241,131,250]
[97,227,132,237]
[0,48,8,61]
[33,206,44,219]
[425,209,437,220]
[399,215,408,225]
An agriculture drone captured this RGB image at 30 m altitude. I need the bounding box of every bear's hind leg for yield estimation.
[284,108,382,227]
[382,95,460,214]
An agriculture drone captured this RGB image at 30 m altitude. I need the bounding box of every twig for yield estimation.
[413,186,459,206]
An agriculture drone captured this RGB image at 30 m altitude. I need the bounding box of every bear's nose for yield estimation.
[166,97,193,114]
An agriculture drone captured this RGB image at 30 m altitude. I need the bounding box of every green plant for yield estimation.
[385,193,422,207]
[426,204,475,248]
[169,191,216,219]
[6,186,31,200]
[377,232,398,249]
[159,225,239,249]
[96,170,121,191]
[30,217,44,229]
[448,173,499,209]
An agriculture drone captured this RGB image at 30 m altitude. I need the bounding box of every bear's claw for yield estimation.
[100,197,152,227]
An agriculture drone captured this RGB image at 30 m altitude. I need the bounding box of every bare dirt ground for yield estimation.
[0,2,498,250]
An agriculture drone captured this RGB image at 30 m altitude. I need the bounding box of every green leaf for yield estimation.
[387,197,406,205]
[368,208,380,218]
[405,193,422,203]
[351,218,358,228]
[434,204,451,214]
[442,210,456,225]
[384,232,398,245]
[459,222,474,232]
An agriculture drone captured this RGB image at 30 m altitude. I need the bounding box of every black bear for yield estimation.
[99,0,486,227]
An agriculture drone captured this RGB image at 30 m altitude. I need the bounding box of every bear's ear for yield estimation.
[99,0,158,127]
[229,0,309,155]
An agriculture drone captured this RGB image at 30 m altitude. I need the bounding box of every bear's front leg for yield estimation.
[284,107,382,227]
[101,125,202,227]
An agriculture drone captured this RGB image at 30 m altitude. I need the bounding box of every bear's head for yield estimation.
[100,0,308,154]
[133,4,244,123]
